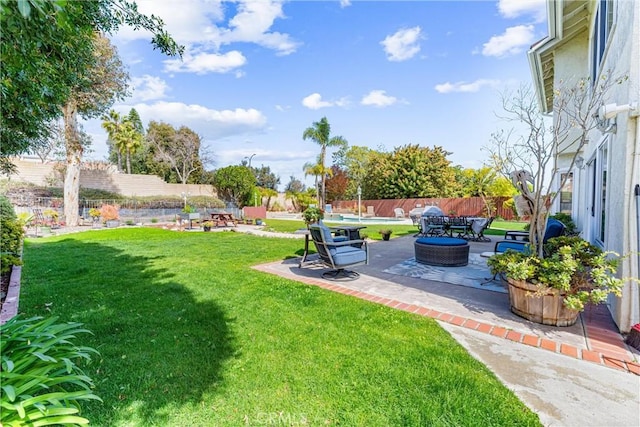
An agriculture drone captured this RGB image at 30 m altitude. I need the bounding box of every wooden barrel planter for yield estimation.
[506,278,580,327]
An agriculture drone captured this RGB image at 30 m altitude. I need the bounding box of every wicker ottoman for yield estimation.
[414,237,469,267]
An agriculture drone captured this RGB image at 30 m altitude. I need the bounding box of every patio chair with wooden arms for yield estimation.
[420,216,447,237]
[309,224,369,281]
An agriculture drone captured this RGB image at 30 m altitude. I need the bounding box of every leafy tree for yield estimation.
[325,166,349,203]
[302,117,347,207]
[259,187,278,210]
[302,159,325,199]
[375,144,458,199]
[118,119,143,174]
[284,175,306,212]
[341,145,376,199]
[127,108,145,135]
[488,176,518,197]
[1,0,183,168]
[252,165,280,190]
[214,165,256,208]
[485,75,624,256]
[102,109,125,171]
[62,33,128,226]
[28,120,65,163]
[284,175,305,194]
[147,122,208,184]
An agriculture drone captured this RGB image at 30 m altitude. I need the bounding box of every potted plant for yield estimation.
[379,229,393,241]
[302,207,324,228]
[99,204,120,228]
[202,221,214,232]
[255,218,264,226]
[487,236,626,326]
[43,208,59,229]
[180,205,200,222]
[88,208,101,227]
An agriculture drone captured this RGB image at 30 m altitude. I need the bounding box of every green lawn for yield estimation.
[20,229,540,426]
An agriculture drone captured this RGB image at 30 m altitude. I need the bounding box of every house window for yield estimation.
[589,142,608,246]
[591,0,615,82]
[559,172,573,214]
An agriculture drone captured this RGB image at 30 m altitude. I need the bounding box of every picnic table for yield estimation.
[210,212,237,227]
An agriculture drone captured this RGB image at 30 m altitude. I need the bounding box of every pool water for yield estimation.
[324,213,410,224]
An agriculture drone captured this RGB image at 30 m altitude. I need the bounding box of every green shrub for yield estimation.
[0,220,24,274]
[0,195,23,274]
[0,316,102,426]
[0,194,17,221]
[302,207,324,226]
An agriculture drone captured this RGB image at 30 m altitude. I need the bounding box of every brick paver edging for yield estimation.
[252,262,640,376]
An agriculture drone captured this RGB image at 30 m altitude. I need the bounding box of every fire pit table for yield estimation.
[414,237,469,267]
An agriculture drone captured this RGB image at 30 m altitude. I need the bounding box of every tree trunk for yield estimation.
[63,102,82,227]
[117,152,123,172]
[126,149,131,174]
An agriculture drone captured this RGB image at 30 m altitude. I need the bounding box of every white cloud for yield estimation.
[360,90,398,107]
[340,0,351,7]
[129,75,169,102]
[114,0,225,45]
[498,0,546,23]
[114,0,300,73]
[380,26,422,62]
[164,50,247,74]
[125,101,267,139]
[302,93,349,110]
[434,79,501,93]
[219,0,301,55]
[481,25,535,57]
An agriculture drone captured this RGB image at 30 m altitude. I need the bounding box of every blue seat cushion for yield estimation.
[495,241,532,254]
[329,246,367,266]
[317,224,334,243]
[416,237,468,246]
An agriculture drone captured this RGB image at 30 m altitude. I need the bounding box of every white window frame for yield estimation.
[555,170,574,216]
[587,140,609,248]
[590,0,616,83]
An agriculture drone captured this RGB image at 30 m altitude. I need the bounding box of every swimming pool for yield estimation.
[324,213,411,224]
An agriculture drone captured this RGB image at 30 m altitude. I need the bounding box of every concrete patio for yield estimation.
[254,233,640,427]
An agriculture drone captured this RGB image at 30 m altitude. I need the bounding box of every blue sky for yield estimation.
[83,0,548,189]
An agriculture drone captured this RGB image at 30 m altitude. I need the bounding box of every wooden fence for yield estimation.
[330,197,515,220]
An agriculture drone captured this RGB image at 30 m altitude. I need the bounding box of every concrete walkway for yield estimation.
[251,233,640,427]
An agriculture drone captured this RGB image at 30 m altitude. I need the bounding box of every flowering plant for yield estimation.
[88,208,101,219]
[99,204,120,221]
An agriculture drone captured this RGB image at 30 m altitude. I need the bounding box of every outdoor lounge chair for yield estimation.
[309,224,369,281]
[481,218,566,285]
[394,207,405,218]
[493,218,566,254]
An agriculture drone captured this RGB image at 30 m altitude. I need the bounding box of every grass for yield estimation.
[20,229,540,426]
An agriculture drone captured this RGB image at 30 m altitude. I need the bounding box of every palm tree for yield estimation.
[101,109,124,171]
[302,117,347,207]
[302,158,324,201]
[118,119,143,174]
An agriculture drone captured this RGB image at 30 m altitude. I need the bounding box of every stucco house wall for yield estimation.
[530,0,640,332]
